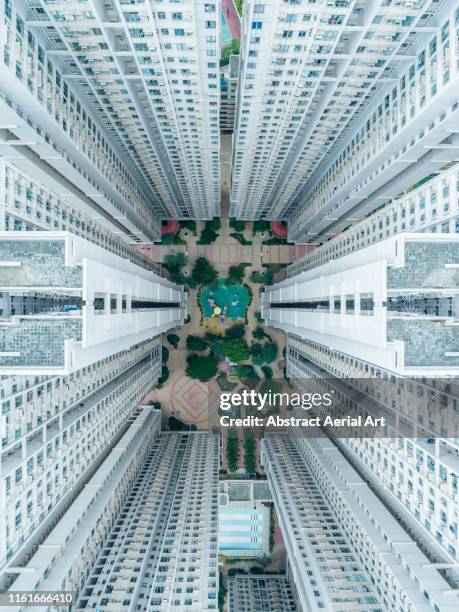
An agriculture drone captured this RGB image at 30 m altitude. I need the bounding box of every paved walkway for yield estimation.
[222,0,241,40]
[142,137,287,427]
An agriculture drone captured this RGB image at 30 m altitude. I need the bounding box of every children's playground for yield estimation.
[200,280,249,326]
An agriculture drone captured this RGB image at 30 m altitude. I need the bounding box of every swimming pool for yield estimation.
[219,505,270,553]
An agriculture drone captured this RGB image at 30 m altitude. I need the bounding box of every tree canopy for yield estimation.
[167,333,180,349]
[186,353,218,381]
[186,335,208,352]
[251,342,278,365]
[197,226,218,245]
[221,337,251,363]
[225,324,245,338]
[227,263,246,284]
[192,257,218,286]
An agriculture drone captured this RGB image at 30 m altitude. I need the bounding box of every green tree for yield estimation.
[221,337,250,363]
[229,218,246,232]
[226,324,245,338]
[162,345,170,363]
[168,416,196,431]
[163,252,187,283]
[261,365,273,379]
[180,220,196,234]
[220,39,240,67]
[252,326,270,341]
[208,218,221,231]
[230,232,252,245]
[251,269,274,285]
[244,433,256,474]
[186,335,208,352]
[148,400,161,409]
[227,263,246,284]
[167,333,180,349]
[186,353,217,381]
[157,366,169,388]
[235,364,258,382]
[252,220,269,234]
[227,432,240,472]
[197,226,218,245]
[218,572,227,612]
[251,342,278,365]
[192,257,218,286]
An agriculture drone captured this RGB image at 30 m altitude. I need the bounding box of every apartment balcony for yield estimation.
[0,12,160,241]
[289,9,459,242]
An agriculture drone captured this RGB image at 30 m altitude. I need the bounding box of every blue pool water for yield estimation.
[219,507,266,551]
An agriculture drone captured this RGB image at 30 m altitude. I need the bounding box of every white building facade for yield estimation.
[231,0,459,234]
[0,231,186,375]
[262,433,458,612]
[0,0,221,225]
[3,409,219,612]
[263,232,459,376]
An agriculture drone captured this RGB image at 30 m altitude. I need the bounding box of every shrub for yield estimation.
[162,345,170,363]
[251,342,278,365]
[157,366,169,388]
[226,324,245,338]
[230,232,252,245]
[261,365,273,379]
[227,433,240,472]
[186,353,218,381]
[192,257,218,286]
[252,220,270,234]
[229,218,246,232]
[180,220,196,234]
[167,333,180,349]
[221,337,251,363]
[197,226,218,245]
[227,263,246,284]
[148,400,161,409]
[186,335,208,352]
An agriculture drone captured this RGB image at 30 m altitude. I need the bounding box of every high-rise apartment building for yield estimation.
[0,231,185,375]
[262,232,459,375]
[3,409,220,611]
[231,0,459,230]
[0,1,196,592]
[262,157,459,606]
[262,433,458,612]
[0,0,220,224]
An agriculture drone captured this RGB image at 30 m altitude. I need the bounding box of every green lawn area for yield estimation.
[200,279,249,320]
